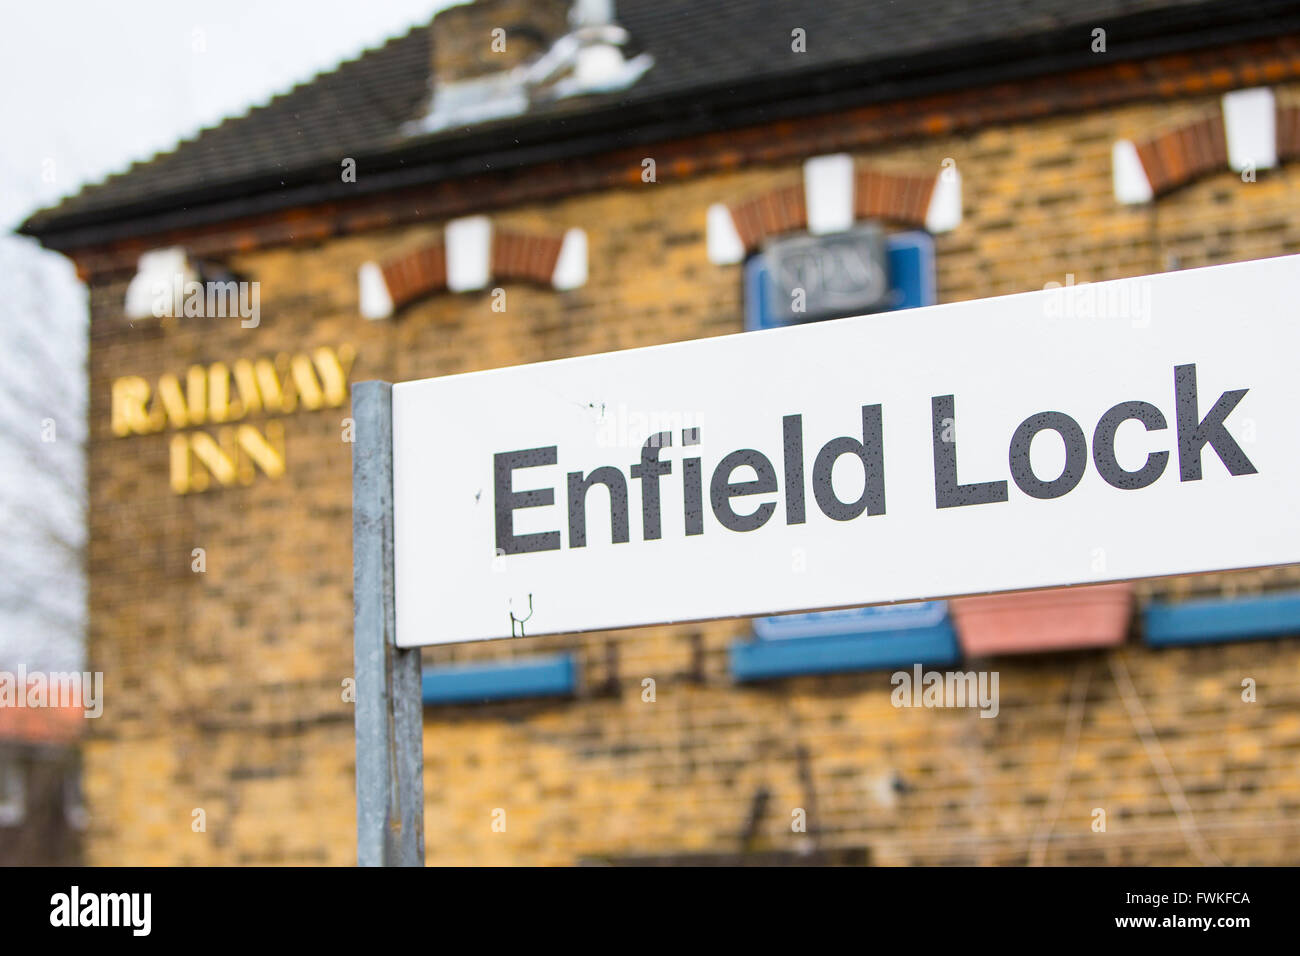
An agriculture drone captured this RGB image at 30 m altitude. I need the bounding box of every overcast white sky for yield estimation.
[1,0,455,228]
[0,0,455,670]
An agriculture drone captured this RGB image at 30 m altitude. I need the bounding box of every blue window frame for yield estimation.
[744,230,936,331]
[422,653,578,706]
[1144,590,1300,646]
[732,604,961,681]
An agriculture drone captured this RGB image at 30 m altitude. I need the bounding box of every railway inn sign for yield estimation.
[112,344,355,494]
[352,255,1300,864]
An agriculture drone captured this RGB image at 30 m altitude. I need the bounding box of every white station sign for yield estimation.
[392,255,1300,646]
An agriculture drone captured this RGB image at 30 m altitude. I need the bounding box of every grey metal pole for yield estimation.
[352,380,425,866]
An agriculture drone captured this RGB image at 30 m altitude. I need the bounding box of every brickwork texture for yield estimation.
[80,74,1300,865]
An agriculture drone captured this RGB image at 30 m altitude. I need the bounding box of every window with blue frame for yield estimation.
[730,228,950,681]
[1143,589,1300,647]
[732,604,961,681]
[421,653,579,706]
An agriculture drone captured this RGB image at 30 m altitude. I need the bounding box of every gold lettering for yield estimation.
[237,422,285,483]
[231,360,262,416]
[206,362,243,423]
[290,354,325,411]
[312,344,355,407]
[233,356,296,416]
[119,344,355,491]
[112,376,162,436]
[170,425,287,494]
[265,355,298,414]
[189,429,239,489]
[156,374,196,430]
[186,365,207,426]
[169,434,191,494]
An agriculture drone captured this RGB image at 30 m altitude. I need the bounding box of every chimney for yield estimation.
[431,0,572,86]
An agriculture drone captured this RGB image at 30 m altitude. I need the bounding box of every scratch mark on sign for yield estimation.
[572,399,606,420]
[509,594,534,637]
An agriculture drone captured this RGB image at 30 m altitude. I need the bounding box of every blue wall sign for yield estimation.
[745,229,936,331]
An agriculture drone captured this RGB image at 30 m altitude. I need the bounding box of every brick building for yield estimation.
[20,0,1300,865]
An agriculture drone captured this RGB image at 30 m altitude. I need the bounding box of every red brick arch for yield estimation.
[726,184,807,252]
[854,169,937,226]
[725,167,937,256]
[374,229,566,313]
[1128,101,1300,198]
[491,230,564,285]
[1276,104,1300,161]
[1133,112,1229,197]
[377,242,447,312]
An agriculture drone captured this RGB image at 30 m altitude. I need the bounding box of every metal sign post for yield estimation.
[352,381,425,866]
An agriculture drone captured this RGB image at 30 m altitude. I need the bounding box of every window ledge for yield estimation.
[422,653,578,705]
[1144,590,1300,646]
[730,618,960,682]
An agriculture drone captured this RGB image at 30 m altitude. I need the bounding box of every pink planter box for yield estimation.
[949,584,1134,656]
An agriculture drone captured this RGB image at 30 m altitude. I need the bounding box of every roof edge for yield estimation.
[21,0,1298,251]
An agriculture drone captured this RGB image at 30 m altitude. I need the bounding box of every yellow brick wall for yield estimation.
[83,84,1300,865]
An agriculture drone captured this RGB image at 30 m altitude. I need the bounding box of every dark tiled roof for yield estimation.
[20,0,1273,237]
